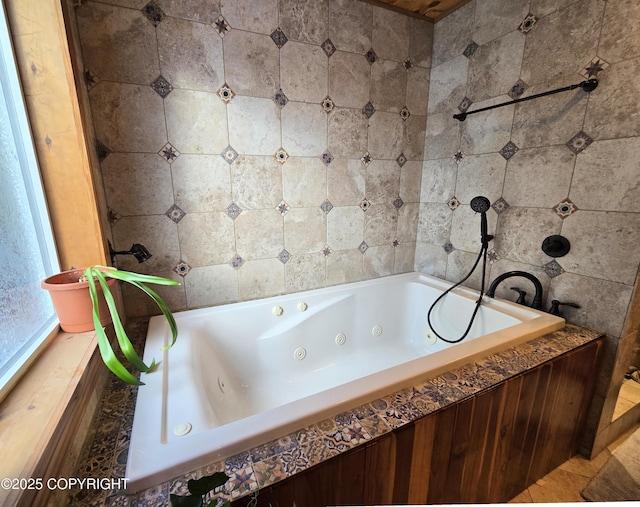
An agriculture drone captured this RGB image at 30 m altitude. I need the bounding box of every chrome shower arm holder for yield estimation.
[453,79,598,122]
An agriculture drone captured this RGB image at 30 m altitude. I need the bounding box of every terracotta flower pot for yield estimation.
[41,268,116,333]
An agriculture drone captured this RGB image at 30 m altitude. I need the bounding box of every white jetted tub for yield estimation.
[127,272,564,490]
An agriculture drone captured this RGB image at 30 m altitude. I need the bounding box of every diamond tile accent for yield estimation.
[447,196,460,210]
[84,67,99,90]
[273,89,289,109]
[396,153,407,167]
[165,204,186,223]
[322,151,333,165]
[393,197,404,209]
[565,131,593,154]
[358,241,369,254]
[322,245,332,256]
[321,38,336,57]
[230,254,244,269]
[362,101,375,119]
[519,13,538,33]
[458,97,472,113]
[365,48,378,64]
[492,197,510,214]
[173,260,191,277]
[226,202,242,220]
[488,249,500,264]
[463,41,478,58]
[158,142,180,163]
[361,151,372,167]
[275,147,289,164]
[359,198,371,212]
[271,28,288,48]
[452,150,465,164]
[321,96,335,113]
[581,56,609,79]
[221,145,239,164]
[141,0,165,25]
[403,58,413,70]
[543,260,565,278]
[151,75,172,98]
[400,107,410,121]
[278,249,291,264]
[443,242,454,254]
[392,239,400,248]
[553,198,578,219]
[95,139,111,162]
[214,15,231,37]
[217,83,235,103]
[500,141,519,160]
[509,79,528,99]
[320,199,334,214]
[276,200,290,216]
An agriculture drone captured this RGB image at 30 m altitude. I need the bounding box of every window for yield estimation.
[0,1,60,396]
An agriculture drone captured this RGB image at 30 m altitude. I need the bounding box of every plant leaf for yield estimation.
[92,268,153,374]
[85,268,143,385]
[169,493,203,507]
[95,265,180,286]
[128,280,178,350]
[188,472,230,496]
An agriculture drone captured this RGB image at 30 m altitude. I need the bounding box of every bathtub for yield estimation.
[126,272,564,491]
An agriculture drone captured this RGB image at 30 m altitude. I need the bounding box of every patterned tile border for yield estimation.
[70,321,602,506]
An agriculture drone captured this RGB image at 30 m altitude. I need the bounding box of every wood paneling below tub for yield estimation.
[233,337,603,505]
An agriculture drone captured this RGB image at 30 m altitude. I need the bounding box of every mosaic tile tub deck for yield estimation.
[70,319,601,506]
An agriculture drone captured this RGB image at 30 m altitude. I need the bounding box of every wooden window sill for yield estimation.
[0,329,100,506]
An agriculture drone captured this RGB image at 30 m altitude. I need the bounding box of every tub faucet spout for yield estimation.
[486,271,543,310]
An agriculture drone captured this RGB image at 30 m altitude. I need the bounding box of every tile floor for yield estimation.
[613,378,640,420]
[510,390,640,503]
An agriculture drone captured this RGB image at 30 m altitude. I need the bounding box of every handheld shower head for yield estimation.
[470,196,493,248]
[470,195,491,214]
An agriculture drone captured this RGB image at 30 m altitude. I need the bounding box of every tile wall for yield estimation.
[420,0,640,452]
[73,0,640,453]
[74,0,432,315]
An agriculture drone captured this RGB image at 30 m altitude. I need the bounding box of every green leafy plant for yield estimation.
[85,265,180,386]
[169,472,231,507]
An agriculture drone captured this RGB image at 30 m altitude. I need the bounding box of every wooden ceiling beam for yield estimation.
[359,0,472,23]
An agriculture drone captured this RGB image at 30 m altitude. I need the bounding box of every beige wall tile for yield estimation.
[172,155,232,213]
[178,212,235,266]
[221,0,277,34]
[223,30,280,97]
[282,156,327,207]
[282,102,327,156]
[165,89,228,154]
[329,0,372,54]
[102,153,174,216]
[281,41,328,103]
[235,209,284,260]
[90,82,166,152]
[76,3,159,84]
[228,96,281,155]
[157,16,224,93]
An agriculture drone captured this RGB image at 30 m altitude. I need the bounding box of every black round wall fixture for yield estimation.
[541,235,570,257]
